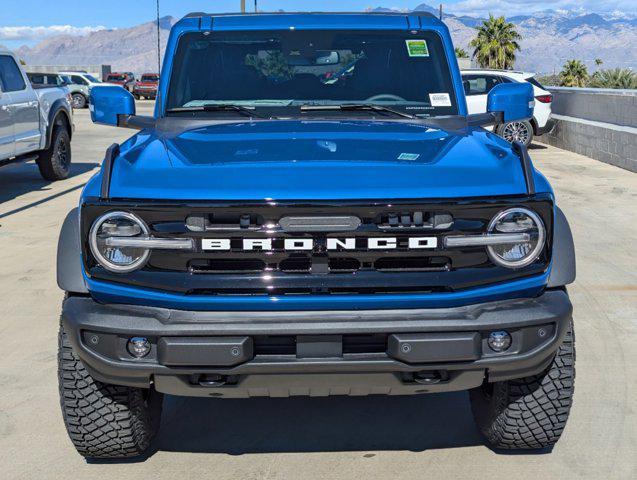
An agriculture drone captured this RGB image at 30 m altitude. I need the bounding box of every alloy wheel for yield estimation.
[501,122,531,145]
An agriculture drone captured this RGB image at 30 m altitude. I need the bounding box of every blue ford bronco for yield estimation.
[57,12,576,458]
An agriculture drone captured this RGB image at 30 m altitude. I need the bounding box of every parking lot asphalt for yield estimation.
[0,103,635,479]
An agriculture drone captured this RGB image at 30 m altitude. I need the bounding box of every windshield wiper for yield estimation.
[167,104,268,119]
[300,103,416,119]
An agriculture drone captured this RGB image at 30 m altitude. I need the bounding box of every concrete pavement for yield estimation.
[0,104,635,479]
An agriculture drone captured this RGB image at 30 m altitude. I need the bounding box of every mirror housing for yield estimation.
[90,85,135,126]
[487,82,534,122]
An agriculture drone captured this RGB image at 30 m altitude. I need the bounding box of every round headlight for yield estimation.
[487,208,545,268]
[89,211,150,273]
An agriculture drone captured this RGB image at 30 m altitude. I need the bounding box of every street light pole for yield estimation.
[241,0,246,13]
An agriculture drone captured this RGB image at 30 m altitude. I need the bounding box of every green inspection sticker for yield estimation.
[405,39,429,57]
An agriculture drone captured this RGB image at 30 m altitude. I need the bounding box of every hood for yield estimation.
[107,120,529,201]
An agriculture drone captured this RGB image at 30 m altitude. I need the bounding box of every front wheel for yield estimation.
[58,325,163,458]
[71,93,87,109]
[37,126,71,181]
[470,319,575,450]
[496,120,534,147]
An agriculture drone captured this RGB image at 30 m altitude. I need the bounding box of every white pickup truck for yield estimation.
[0,50,73,180]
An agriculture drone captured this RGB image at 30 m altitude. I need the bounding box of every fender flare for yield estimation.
[548,206,576,287]
[45,100,73,149]
[57,208,88,293]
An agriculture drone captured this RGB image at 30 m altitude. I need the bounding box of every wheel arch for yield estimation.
[530,116,539,136]
[57,207,88,293]
[45,102,73,149]
[548,206,576,287]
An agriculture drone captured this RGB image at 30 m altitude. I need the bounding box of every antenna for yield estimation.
[439,4,443,20]
[156,0,161,73]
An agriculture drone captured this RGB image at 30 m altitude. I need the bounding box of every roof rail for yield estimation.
[183,11,437,19]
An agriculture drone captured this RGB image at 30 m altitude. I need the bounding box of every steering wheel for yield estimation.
[365,94,406,102]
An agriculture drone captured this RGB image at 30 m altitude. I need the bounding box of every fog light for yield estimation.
[488,331,512,352]
[127,337,151,358]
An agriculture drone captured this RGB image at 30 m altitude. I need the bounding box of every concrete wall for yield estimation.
[539,87,637,173]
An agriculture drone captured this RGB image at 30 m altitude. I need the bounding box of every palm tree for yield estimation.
[559,60,589,87]
[469,15,521,69]
[595,58,603,67]
[589,68,637,89]
[455,47,469,59]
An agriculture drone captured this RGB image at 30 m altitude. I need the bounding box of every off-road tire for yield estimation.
[58,325,163,459]
[71,93,87,109]
[470,319,575,450]
[37,126,71,181]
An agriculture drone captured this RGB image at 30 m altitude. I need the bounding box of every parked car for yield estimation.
[105,72,136,92]
[58,71,107,109]
[57,12,576,459]
[133,73,159,100]
[462,69,555,146]
[1,51,73,179]
[27,72,89,109]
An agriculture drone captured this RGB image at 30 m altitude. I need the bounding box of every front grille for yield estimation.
[82,195,553,295]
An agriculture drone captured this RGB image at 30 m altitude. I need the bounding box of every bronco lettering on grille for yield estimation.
[201,237,438,251]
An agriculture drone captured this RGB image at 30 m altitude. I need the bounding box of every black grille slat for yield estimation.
[374,256,450,272]
[189,259,266,274]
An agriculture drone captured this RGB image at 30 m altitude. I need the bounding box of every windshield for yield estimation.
[526,77,546,91]
[167,30,458,117]
[108,74,126,81]
[85,74,101,83]
[141,74,159,82]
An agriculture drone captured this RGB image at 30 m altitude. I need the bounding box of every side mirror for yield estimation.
[487,82,534,122]
[90,85,135,126]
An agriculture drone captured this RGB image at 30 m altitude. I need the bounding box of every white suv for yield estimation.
[461,69,555,146]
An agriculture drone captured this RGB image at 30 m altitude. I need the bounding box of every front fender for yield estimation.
[548,206,576,287]
[45,100,73,149]
[57,208,88,293]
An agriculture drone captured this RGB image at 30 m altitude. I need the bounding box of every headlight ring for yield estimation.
[486,207,546,269]
[89,211,151,273]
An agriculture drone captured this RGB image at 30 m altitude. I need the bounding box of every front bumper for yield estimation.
[61,289,572,398]
[133,87,157,97]
[535,118,556,136]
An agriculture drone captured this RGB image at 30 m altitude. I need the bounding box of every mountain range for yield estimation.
[13,4,637,75]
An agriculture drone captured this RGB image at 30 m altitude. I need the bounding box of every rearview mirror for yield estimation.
[90,86,135,126]
[487,82,534,122]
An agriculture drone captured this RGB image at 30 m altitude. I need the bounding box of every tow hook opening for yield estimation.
[403,370,450,385]
[191,374,236,387]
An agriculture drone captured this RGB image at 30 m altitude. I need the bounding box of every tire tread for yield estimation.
[58,325,162,459]
[470,320,575,450]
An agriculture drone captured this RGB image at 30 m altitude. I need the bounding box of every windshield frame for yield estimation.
[164,28,460,120]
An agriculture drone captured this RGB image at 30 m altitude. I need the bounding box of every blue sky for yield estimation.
[1,0,634,47]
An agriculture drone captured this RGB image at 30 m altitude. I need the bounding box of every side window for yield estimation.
[463,75,501,96]
[0,55,27,92]
[29,74,45,85]
[71,75,88,85]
